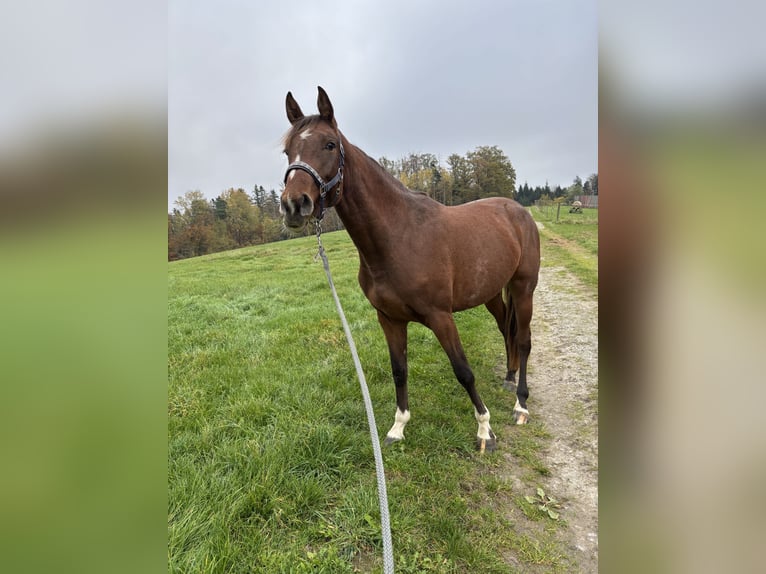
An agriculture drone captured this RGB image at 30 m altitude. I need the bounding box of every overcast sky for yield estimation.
[168,0,597,208]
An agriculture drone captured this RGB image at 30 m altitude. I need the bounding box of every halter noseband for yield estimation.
[283,140,345,221]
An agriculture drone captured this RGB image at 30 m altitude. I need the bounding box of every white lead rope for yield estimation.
[314,223,395,574]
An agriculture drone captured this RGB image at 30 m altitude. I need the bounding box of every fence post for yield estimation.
[556,202,561,223]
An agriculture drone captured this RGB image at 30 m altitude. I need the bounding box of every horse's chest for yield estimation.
[364,281,401,312]
[360,276,414,320]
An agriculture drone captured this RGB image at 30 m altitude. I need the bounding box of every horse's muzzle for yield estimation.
[280,192,314,229]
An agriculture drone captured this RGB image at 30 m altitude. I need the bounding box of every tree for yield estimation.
[378,156,397,177]
[212,196,228,220]
[178,220,215,258]
[168,212,182,260]
[169,184,293,260]
[516,181,538,206]
[380,153,449,202]
[400,169,432,194]
[173,190,207,215]
[465,145,516,200]
[210,219,235,252]
[266,189,281,218]
[431,166,453,205]
[567,176,584,202]
[170,190,216,258]
[222,188,258,246]
[251,184,267,210]
[586,173,598,196]
[399,153,438,179]
[447,153,472,204]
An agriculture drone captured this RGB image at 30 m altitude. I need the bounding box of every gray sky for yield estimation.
[169,0,598,208]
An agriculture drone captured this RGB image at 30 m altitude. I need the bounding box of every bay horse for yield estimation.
[280,87,540,451]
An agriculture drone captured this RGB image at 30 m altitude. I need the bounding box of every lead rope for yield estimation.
[314,220,395,574]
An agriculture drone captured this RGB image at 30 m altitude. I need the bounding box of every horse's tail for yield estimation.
[502,283,520,373]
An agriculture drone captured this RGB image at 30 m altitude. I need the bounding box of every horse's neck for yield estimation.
[334,141,415,260]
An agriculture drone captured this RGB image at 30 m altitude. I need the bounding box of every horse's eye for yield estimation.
[325,142,336,151]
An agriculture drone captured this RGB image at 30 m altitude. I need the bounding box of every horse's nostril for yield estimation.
[281,195,304,217]
[280,193,313,221]
[299,194,314,217]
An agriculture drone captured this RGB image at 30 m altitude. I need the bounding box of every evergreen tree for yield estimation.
[212,196,228,220]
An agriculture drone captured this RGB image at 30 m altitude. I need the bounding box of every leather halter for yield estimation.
[283,140,345,221]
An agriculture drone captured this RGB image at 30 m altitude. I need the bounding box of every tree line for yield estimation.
[516,173,598,206]
[168,145,596,260]
[168,185,347,260]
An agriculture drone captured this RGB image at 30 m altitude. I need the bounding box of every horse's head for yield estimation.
[280,86,345,231]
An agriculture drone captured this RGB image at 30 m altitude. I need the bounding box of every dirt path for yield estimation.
[498,256,599,571]
[533,263,598,570]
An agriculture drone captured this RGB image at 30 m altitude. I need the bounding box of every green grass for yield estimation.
[530,205,598,290]
[169,230,580,573]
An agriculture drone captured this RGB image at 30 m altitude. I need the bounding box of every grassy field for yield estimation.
[530,205,598,290]
[169,213,596,572]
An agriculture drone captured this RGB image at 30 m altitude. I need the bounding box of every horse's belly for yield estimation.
[453,274,509,311]
[365,271,453,322]
[451,247,516,310]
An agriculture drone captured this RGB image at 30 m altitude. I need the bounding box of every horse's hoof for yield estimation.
[502,380,517,393]
[476,432,497,453]
[383,436,401,447]
[513,408,529,425]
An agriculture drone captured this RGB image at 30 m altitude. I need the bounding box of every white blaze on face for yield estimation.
[386,408,411,441]
[288,154,301,181]
[475,407,492,440]
[299,129,312,140]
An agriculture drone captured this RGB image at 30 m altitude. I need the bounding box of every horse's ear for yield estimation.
[317,86,335,125]
[286,92,304,125]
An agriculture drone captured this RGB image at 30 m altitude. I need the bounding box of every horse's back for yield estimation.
[433,197,539,309]
[445,197,539,262]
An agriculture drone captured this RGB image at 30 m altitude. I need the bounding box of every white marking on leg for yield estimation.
[475,407,492,440]
[386,408,410,441]
[514,399,529,424]
[288,154,301,180]
[299,129,312,140]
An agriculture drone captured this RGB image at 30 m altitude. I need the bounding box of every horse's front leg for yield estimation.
[377,311,410,446]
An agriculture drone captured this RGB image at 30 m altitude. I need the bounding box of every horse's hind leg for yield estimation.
[427,312,496,452]
[485,292,518,392]
[510,280,534,425]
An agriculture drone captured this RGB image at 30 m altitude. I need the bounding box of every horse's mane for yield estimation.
[356,150,430,198]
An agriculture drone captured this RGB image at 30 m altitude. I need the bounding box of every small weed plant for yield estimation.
[525,487,562,521]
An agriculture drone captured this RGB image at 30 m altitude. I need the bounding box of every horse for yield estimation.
[280,87,540,451]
